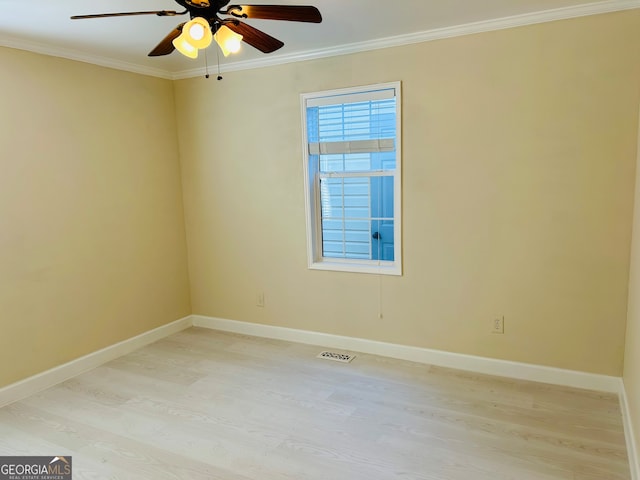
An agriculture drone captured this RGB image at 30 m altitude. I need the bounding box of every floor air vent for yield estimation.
[317,351,356,363]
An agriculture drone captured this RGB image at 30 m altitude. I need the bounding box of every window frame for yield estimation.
[301,82,402,276]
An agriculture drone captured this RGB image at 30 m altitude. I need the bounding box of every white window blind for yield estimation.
[308,139,395,155]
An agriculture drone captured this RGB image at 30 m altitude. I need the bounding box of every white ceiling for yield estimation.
[0,0,637,78]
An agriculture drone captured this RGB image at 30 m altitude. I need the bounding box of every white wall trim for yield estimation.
[172,0,640,79]
[621,380,640,480]
[192,315,621,393]
[1,0,638,80]
[0,316,192,408]
[0,36,173,80]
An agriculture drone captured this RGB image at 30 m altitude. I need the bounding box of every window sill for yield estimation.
[308,260,402,276]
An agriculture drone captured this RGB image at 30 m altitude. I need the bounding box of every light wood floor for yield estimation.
[0,327,631,480]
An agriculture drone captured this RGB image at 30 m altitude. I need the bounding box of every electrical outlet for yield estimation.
[492,316,504,334]
[256,292,265,308]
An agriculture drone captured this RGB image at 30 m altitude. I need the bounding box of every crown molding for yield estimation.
[2,0,639,81]
[0,35,173,80]
[172,0,640,80]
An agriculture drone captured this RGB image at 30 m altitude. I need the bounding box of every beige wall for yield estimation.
[624,105,640,469]
[175,10,640,376]
[1,10,637,388]
[0,48,191,387]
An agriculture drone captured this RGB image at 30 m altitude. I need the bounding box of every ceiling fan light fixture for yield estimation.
[72,4,322,58]
[186,0,210,6]
[172,33,199,58]
[183,17,212,49]
[214,25,243,57]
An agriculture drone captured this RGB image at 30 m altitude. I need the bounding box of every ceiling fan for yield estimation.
[71,1,322,59]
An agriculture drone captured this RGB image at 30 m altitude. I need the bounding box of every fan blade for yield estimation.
[148,24,185,57]
[225,21,284,53]
[71,11,182,20]
[226,5,321,23]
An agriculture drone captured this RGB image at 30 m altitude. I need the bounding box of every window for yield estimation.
[301,82,402,275]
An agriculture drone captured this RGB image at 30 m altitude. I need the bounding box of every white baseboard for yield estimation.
[192,315,621,393]
[620,381,640,480]
[0,316,192,408]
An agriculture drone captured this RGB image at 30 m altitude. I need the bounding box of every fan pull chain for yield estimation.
[204,48,210,79]
[215,42,223,81]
